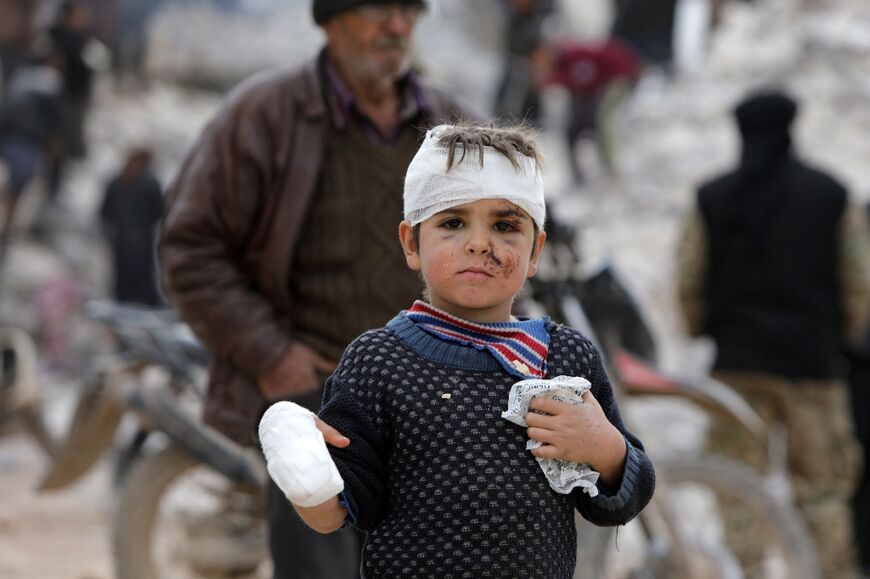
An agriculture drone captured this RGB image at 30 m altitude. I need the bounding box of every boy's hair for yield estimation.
[434,123,544,174]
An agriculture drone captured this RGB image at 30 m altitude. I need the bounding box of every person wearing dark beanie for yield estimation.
[160,0,468,578]
[734,91,797,135]
[677,88,870,578]
[312,0,426,25]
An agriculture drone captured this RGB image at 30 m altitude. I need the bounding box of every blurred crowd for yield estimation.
[1,0,869,577]
[0,1,98,250]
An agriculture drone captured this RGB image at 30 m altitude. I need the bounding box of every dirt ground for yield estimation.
[0,433,114,579]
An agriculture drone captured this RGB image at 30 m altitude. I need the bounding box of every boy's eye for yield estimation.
[440,218,463,230]
[495,220,519,233]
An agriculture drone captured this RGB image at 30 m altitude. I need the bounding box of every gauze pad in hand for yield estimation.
[502,375,600,496]
[258,401,344,507]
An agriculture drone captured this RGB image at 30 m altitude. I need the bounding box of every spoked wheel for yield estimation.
[575,494,695,579]
[575,455,820,579]
[661,455,819,579]
[113,444,271,579]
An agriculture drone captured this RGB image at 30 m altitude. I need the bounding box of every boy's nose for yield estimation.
[465,231,490,254]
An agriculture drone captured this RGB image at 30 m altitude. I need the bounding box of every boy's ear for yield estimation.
[398,220,422,272]
[526,229,547,279]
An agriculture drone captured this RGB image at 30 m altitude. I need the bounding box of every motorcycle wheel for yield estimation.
[113,444,270,579]
[574,454,820,579]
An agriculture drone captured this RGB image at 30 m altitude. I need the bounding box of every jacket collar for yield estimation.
[295,52,329,121]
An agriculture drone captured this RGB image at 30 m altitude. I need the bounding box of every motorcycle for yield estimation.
[4,301,269,579]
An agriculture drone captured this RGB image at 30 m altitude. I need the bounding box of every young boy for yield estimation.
[258,124,655,578]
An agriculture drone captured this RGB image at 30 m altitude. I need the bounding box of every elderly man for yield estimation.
[159,0,467,576]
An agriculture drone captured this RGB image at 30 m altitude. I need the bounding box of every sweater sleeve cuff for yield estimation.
[589,438,642,512]
[338,490,358,529]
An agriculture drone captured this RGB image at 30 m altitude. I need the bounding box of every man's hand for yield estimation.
[259,342,337,400]
[525,392,627,487]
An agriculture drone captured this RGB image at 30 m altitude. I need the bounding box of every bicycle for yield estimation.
[523,213,820,579]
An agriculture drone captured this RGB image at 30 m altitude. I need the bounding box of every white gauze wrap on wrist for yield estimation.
[403,124,546,228]
[258,401,344,507]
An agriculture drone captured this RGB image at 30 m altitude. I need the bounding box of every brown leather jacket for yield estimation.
[159,55,466,445]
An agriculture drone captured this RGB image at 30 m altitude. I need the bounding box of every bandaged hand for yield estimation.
[258,401,345,507]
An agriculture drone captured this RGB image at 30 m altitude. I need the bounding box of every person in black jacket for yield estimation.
[677,89,870,578]
[847,202,870,578]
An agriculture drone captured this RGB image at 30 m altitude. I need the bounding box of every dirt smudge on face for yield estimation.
[486,243,519,277]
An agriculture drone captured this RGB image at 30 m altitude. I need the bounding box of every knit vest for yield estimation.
[288,118,424,362]
[698,156,847,378]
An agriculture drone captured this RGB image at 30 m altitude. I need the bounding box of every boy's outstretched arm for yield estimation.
[258,402,351,533]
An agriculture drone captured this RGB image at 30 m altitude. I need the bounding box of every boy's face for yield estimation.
[399,199,546,323]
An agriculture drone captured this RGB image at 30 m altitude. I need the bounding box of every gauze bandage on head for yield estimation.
[258,401,344,508]
[404,125,546,229]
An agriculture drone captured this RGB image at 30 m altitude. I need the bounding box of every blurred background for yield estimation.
[0,0,869,577]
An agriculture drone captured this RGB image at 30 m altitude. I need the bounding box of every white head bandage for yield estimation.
[404,125,546,228]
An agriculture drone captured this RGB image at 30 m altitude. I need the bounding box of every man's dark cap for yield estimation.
[734,91,798,135]
[313,0,426,25]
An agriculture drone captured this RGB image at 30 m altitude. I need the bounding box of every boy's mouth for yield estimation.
[458,267,493,278]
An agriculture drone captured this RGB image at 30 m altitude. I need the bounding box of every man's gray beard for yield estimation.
[391,57,413,80]
[335,41,413,85]
[358,54,411,84]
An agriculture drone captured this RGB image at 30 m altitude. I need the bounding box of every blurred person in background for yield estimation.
[610,0,678,71]
[847,201,870,579]
[159,0,467,576]
[536,36,643,185]
[492,0,551,125]
[0,0,39,93]
[45,0,98,201]
[112,0,163,87]
[677,89,870,578]
[0,45,64,255]
[99,147,164,306]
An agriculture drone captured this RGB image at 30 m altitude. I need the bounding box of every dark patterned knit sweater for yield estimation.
[319,313,655,579]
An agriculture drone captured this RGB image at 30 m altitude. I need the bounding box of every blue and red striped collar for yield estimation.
[405,301,549,378]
